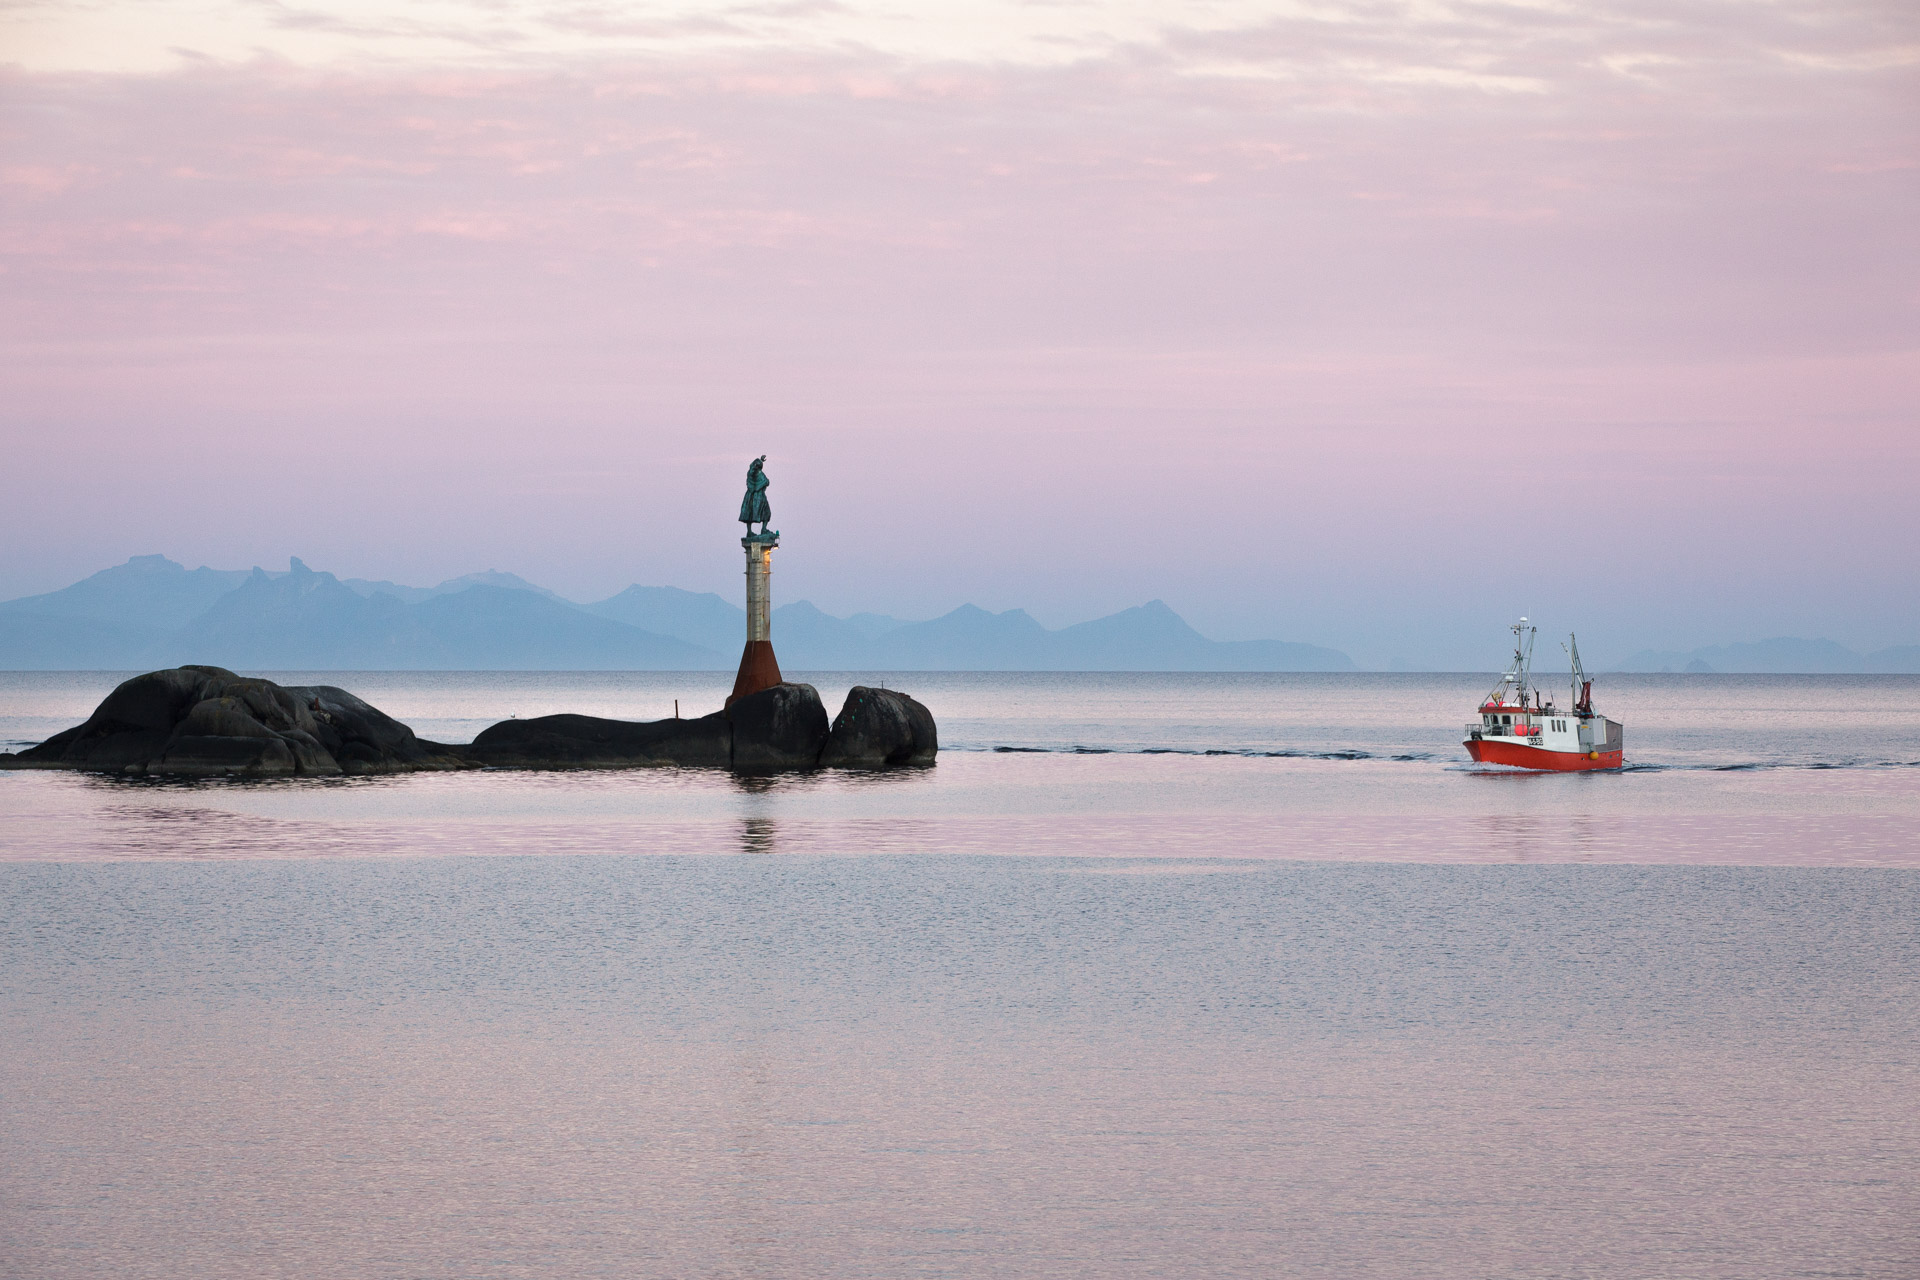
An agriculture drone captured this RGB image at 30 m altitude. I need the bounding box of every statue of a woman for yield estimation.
[739,455,772,535]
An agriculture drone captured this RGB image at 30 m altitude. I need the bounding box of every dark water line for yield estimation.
[968,744,1919,770]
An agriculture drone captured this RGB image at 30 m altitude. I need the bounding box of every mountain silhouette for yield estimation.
[1608,637,1886,674]
[1,555,1356,670]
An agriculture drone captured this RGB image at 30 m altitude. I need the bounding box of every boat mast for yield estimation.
[1568,632,1593,716]
[1487,617,1538,709]
[1567,633,1586,708]
[1516,619,1536,708]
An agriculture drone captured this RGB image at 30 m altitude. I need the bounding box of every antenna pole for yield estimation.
[1521,626,1535,698]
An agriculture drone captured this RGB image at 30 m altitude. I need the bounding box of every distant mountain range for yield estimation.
[7,556,1914,673]
[1608,637,1920,674]
[0,555,1356,672]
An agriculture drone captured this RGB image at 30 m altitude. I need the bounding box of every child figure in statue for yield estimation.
[739,455,774,538]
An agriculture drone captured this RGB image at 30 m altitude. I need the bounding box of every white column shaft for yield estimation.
[745,543,772,643]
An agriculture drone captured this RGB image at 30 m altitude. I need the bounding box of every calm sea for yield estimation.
[3,672,1917,1277]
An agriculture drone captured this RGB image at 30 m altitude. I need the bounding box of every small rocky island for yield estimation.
[2,666,462,776]
[0,666,936,777]
[3,461,937,778]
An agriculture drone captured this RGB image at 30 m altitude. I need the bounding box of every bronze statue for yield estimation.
[739,455,774,539]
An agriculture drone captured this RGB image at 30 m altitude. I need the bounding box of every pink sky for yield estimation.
[2,0,1915,666]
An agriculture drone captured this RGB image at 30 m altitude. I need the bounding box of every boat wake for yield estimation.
[976,745,1434,761]
[1635,759,1920,773]
[966,746,1920,772]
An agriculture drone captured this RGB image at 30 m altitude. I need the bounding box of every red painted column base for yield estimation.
[726,640,784,708]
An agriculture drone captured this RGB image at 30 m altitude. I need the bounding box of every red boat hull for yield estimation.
[1465,739,1623,771]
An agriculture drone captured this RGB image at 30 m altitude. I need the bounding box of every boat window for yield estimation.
[1502,715,1511,725]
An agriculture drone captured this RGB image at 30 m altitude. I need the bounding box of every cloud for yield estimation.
[1,7,1908,359]
[535,6,750,39]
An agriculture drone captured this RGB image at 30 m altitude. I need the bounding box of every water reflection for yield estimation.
[6,752,1919,867]
[739,816,778,856]
[1469,814,1552,862]
[4,859,1917,1278]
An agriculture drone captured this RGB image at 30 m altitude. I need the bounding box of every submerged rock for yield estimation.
[0,666,464,776]
[819,686,938,768]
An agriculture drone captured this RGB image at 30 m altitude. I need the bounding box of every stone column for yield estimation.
[745,538,772,644]
[727,534,784,707]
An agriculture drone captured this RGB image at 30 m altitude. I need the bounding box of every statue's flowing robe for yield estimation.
[739,470,771,525]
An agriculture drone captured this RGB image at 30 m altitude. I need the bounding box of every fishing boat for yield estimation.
[1464,619,1623,771]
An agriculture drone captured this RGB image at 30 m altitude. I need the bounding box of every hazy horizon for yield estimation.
[6,551,1916,673]
[3,0,1915,670]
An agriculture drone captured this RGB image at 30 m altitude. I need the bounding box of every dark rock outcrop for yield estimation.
[727,682,830,773]
[0,666,464,776]
[298,683,461,773]
[468,710,733,769]
[819,686,938,767]
[1,671,935,778]
[467,682,831,772]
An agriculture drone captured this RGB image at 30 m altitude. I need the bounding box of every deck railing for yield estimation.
[1466,723,1543,739]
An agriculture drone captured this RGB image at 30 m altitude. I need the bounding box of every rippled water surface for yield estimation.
[3,672,1918,1277]
[5,671,1917,866]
